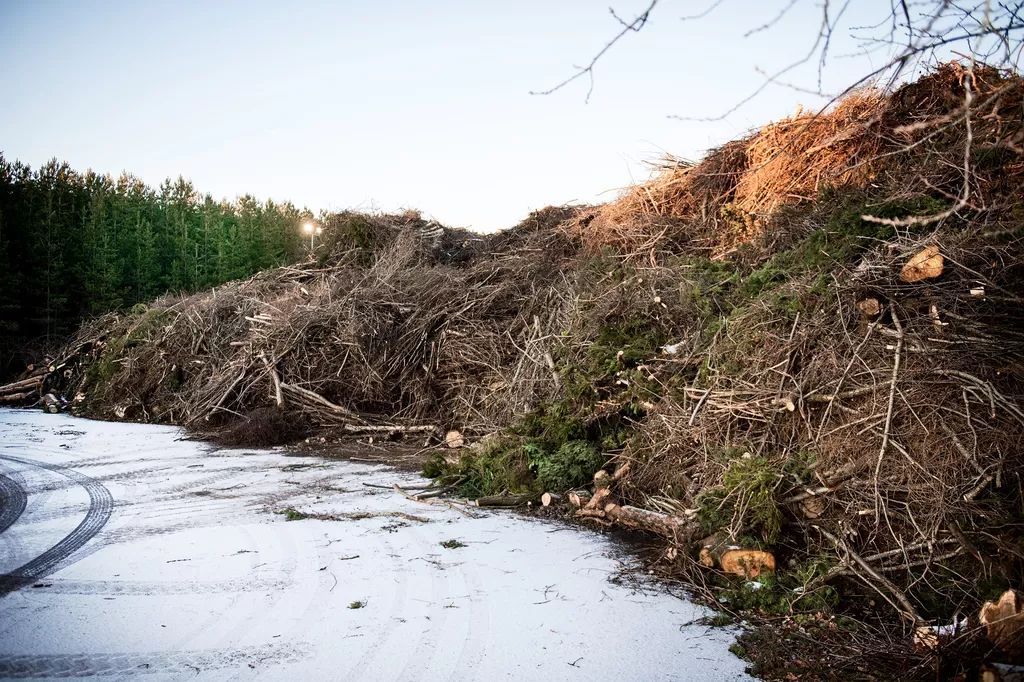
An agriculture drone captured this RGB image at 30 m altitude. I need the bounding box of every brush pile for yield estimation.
[570,63,1023,259]
[19,62,1024,675]
[46,208,581,437]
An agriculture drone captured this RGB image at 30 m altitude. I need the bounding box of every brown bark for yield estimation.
[602,503,700,543]
[474,493,536,508]
[583,487,612,512]
[0,375,43,394]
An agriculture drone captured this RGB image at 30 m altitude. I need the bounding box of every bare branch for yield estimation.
[530,1,660,103]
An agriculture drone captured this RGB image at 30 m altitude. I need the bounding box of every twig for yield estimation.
[531,1,659,102]
[689,388,712,426]
[393,484,473,518]
[816,525,922,625]
[874,308,903,505]
[260,353,284,408]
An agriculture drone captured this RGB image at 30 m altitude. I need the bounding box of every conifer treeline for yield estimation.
[0,154,313,372]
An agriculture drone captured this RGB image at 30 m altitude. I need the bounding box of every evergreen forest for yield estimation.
[0,154,314,374]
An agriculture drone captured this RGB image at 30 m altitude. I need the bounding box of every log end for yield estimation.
[720,550,776,579]
[444,430,465,448]
[981,589,1024,655]
[567,491,591,508]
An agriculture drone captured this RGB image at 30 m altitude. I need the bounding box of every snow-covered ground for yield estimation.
[0,409,751,681]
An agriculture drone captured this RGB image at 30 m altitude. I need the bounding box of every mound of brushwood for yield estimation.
[569,62,1023,259]
[55,207,584,436]
[43,62,1024,671]
[433,62,1023,660]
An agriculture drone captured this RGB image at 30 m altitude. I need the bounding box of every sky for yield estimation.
[1,1,907,231]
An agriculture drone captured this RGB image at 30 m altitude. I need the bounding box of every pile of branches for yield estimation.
[619,233,1024,621]
[0,338,105,410]
[56,208,580,438]
[32,61,1024,666]
[569,63,1023,258]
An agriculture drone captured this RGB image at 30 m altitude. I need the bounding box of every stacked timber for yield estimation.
[0,338,105,411]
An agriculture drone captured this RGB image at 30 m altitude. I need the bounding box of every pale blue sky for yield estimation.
[2,1,904,230]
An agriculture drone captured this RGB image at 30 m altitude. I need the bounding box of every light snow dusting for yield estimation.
[0,409,750,681]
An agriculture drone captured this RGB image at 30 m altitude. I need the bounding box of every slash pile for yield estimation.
[10,62,1023,677]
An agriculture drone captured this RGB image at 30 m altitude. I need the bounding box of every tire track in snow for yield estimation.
[0,455,113,596]
[0,472,27,536]
[0,642,309,678]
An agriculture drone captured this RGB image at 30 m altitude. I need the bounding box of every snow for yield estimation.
[0,408,751,681]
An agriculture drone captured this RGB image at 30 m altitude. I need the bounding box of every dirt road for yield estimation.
[0,409,750,681]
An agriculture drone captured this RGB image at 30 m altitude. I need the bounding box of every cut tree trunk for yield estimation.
[602,503,700,542]
[541,492,562,507]
[697,533,776,578]
[0,392,32,404]
[0,375,43,394]
[43,393,62,414]
[584,487,612,512]
[981,589,1024,656]
[567,490,592,508]
[341,423,437,435]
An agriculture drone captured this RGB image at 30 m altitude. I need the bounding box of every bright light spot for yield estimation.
[303,222,314,233]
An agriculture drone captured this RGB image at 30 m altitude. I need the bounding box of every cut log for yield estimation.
[583,487,612,512]
[592,462,630,488]
[698,541,776,579]
[474,493,536,508]
[43,393,62,414]
[0,375,44,394]
[697,531,777,578]
[799,496,826,519]
[901,245,944,283]
[981,589,1024,656]
[341,423,437,435]
[567,490,592,508]
[857,297,882,317]
[541,492,561,507]
[602,503,699,542]
[914,617,968,650]
[0,392,32,404]
[444,430,465,448]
